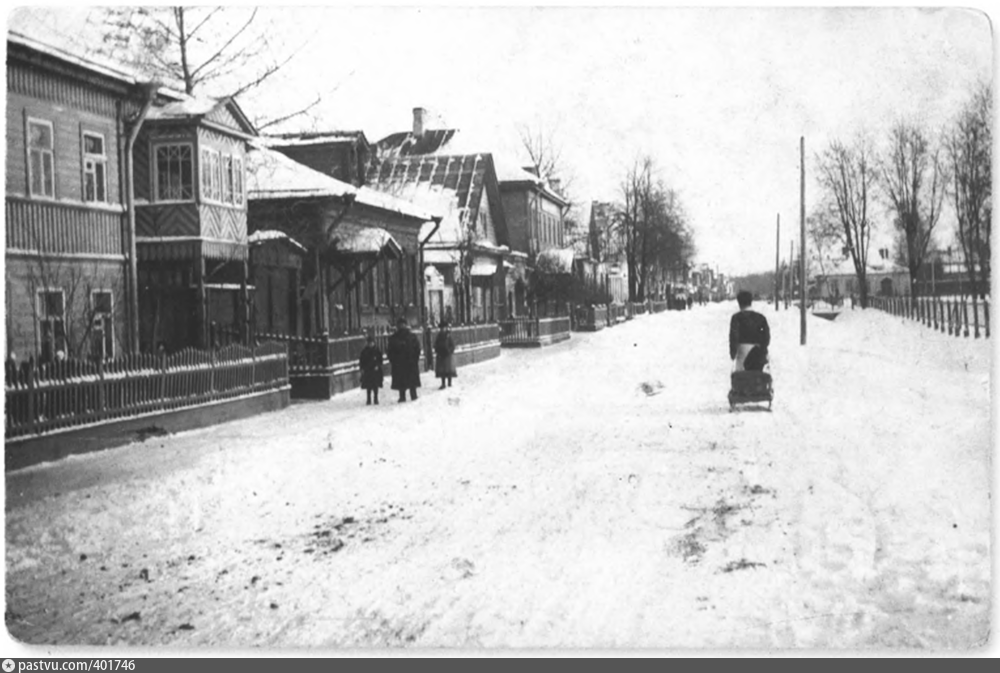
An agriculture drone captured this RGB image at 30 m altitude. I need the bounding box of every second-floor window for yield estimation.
[232,156,244,205]
[27,118,55,198]
[155,143,194,201]
[222,155,233,204]
[201,149,244,205]
[82,132,107,203]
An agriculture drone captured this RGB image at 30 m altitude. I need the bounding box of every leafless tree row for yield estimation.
[813,81,991,308]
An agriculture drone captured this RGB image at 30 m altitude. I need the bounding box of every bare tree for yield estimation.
[816,136,879,308]
[618,157,695,302]
[945,81,992,302]
[516,121,575,194]
[806,204,843,281]
[94,6,322,130]
[878,122,947,300]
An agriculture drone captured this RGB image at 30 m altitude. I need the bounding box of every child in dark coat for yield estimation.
[358,334,384,405]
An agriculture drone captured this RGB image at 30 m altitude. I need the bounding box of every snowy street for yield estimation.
[4,302,992,650]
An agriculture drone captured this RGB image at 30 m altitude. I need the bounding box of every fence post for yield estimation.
[320,331,330,371]
[97,356,106,421]
[963,299,970,337]
[209,348,217,399]
[973,296,980,339]
[158,352,167,410]
[985,299,990,339]
[26,360,36,430]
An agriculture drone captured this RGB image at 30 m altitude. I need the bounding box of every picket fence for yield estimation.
[5,342,289,440]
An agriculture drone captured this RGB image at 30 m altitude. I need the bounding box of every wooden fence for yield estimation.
[5,342,289,440]
[499,316,572,347]
[607,303,628,325]
[870,295,990,339]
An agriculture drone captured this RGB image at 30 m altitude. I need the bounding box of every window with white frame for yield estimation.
[155,143,194,201]
[27,118,55,198]
[200,148,215,201]
[233,156,244,205]
[37,290,66,363]
[222,155,233,203]
[90,290,114,359]
[82,132,107,203]
[211,151,221,202]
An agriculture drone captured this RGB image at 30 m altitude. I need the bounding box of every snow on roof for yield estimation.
[329,223,402,258]
[7,29,141,86]
[356,186,438,223]
[820,257,909,278]
[248,230,307,253]
[246,144,358,201]
[261,131,368,148]
[147,97,224,120]
[246,145,435,221]
[493,155,544,184]
[369,154,492,246]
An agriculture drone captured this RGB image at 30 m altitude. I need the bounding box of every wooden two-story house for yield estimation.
[495,161,572,316]
[5,31,157,364]
[132,96,259,352]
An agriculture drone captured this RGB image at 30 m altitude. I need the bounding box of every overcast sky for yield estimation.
[6,4,995,276]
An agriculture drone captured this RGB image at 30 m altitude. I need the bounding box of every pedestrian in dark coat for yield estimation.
[358,334,384,405]
[729,290,770,371]
[387,318,421,402]
[434,321,457,389]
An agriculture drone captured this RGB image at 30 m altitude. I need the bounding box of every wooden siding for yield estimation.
[500,190,530,254]
[6,91,123,203]
[6,62,120,118]
[200,203,248,244]
[5,256,127,362]
[136,203,200,237]
[205,104,243,132]
[6,198,124,256]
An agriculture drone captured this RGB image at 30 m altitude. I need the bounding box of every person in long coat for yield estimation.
[358,334,384,405]
[729,290,770,371]
[387,318,422,402]
[434,321,457,389]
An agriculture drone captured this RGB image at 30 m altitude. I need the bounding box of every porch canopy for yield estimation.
[470,257,499,276]
[328,222,402,260]
[536,247,575,274]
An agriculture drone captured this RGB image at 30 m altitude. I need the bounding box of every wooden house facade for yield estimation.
[4,32,153,364]
[496,162,572,316]
[366,153,510,327]
[246,146,437,339]
[266,131,371,187]
[132,97,258,352]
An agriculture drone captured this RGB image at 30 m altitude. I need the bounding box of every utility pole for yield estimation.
[786,238,793,310]
[774,214,780,311]
[800,136,807,345]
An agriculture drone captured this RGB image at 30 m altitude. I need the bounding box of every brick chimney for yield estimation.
[412,107,427,138]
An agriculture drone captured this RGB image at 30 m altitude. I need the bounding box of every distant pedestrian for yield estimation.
[387,318,422,402]
[434,320,457,389]
[358,333,384,405]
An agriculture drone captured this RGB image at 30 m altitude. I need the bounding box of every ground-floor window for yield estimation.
[90,289,114,359]
[37,289,66,363]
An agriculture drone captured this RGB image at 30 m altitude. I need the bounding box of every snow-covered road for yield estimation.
[4,302,992,650]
